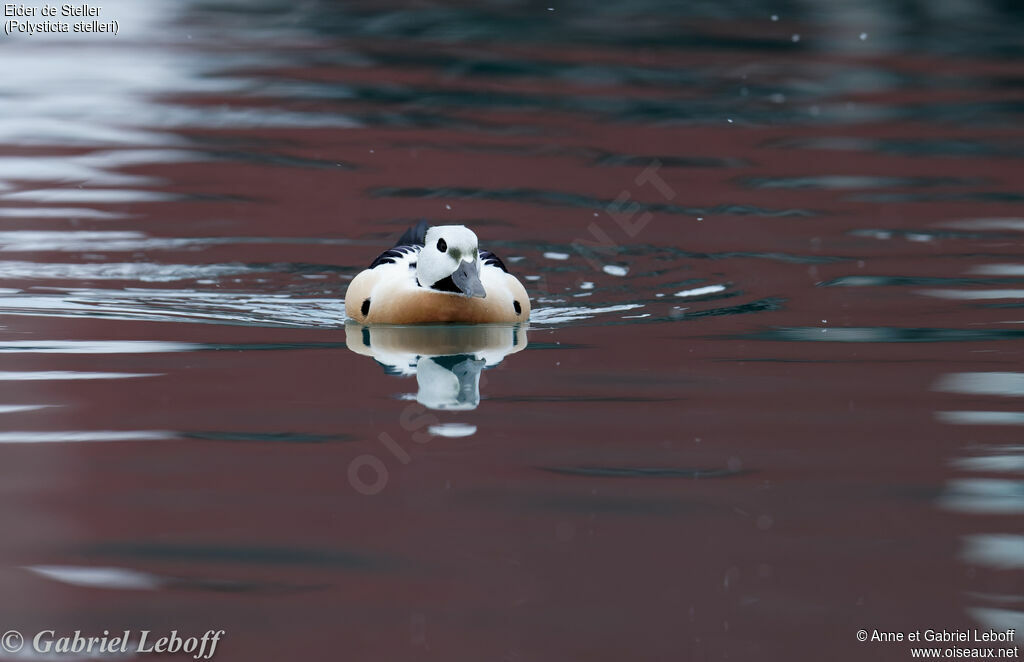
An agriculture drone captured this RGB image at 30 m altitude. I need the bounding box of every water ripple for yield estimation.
[0,262,260,282]
[0,289,347,328]
[370,186,815,217]
[0,431,173,443]
[750,326,1024,343]
[0,371,158,381]
[541,466,743,479]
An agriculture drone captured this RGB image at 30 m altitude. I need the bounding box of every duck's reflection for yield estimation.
[345,322,528,410]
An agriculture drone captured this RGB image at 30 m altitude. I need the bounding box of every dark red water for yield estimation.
[0,1,1022,660]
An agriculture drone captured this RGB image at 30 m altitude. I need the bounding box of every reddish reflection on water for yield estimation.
[0,1,1021,660]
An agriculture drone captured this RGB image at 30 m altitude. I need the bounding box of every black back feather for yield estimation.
[395,219,430,247]
[479,250,509,273]
[368,220,511,274]
[368,245,417,269]
[366,220,429,269]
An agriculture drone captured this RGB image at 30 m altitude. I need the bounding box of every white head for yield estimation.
[417,225,486,298]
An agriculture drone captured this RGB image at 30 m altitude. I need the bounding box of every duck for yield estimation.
[345,220,531,324]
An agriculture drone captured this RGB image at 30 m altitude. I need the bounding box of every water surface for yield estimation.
[0,1,1022,660]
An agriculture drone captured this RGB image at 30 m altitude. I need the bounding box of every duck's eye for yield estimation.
[436,238,447,253]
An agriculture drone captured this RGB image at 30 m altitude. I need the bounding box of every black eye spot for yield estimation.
[513,300,522,315]
[436,238,447,253]
[361,298,371,316]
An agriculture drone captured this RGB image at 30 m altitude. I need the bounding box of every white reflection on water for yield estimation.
[0,371,158,381]
[0,156,157,188]
[428,423,478,437]
[529,303,643,325]
[942,218,1024,231]
[0,431,174,443]
[2,189,178,204]
[26,565,163,591]
[0,340,195,353]
[944,454,1024,632]
[1,2,242,149]
[0,289,348,328]
[918,289,1024,300]
[0,262,257,282]
[0,207,130,219]
[0,231,359,252]
[3,45,356,156]
[760,327,887,342]
[961,535,1024,570]
[415,356,485,411]
[937,411,1024,425]
[0,405,52,413]
[968,608,1024,635]
[970,264,1024,276]
[346,322,527,411]
[0,644,133,661]
[675,284,726,297]
[952,454,1024,473]
[934,372,1024,397]
[941,479,1024,514]
[0,231,156,251]
[0,149,194,195]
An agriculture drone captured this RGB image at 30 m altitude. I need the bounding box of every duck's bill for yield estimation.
[452,260,486,298]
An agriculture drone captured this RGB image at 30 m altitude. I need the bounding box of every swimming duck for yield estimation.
[345,221,531,324]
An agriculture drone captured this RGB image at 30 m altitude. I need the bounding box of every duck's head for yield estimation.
[417,225,486,298]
